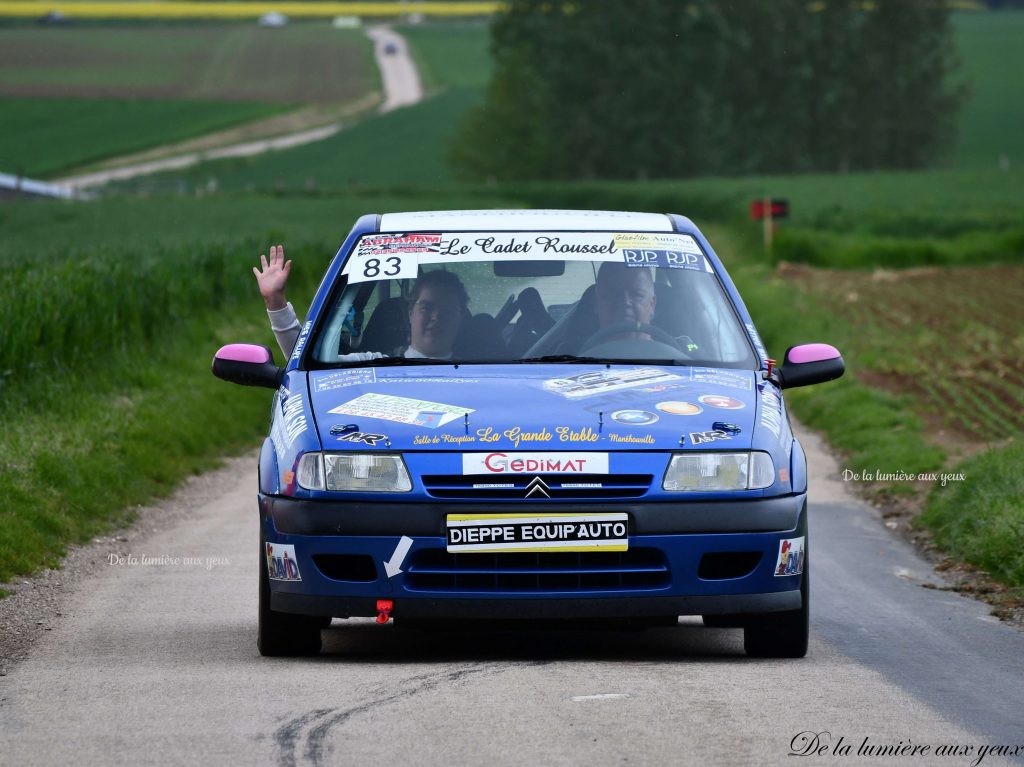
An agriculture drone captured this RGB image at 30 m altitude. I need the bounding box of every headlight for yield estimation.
[662,451,775,491]
[297,452,412,492]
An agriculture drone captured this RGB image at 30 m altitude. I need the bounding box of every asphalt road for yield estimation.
[56,26,422,191]
[1,422,1022,766]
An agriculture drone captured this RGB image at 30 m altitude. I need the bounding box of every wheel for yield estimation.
[258,543,323,657]
[743,558,809,658]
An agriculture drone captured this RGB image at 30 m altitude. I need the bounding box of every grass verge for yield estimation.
[703,225,948,500]
[917,441,1024,588]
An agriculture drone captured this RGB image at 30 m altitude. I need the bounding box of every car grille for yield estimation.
[421,473,652,499]
[405,548,670,593]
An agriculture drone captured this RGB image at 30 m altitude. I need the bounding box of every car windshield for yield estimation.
[309,230,756,368]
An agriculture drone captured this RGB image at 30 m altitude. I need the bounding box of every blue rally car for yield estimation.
[213,210,844,658]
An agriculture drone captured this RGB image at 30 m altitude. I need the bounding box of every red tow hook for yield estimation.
[376,599,394,624]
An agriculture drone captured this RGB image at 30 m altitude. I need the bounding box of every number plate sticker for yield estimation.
[446,513,628,553]
[346,252,419,283]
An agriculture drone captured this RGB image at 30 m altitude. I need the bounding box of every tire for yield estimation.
[743,558,809,658]
[258,543,323,657]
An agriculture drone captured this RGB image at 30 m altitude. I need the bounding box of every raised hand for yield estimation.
[253,244,292,311]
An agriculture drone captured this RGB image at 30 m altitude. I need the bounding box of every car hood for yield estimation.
[307,364,759,452]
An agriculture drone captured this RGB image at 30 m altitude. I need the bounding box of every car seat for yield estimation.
[359,297,409,354]
[454,312,509,359]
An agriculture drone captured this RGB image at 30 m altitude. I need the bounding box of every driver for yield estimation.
[593,262,657,342]
[255,244,467,360]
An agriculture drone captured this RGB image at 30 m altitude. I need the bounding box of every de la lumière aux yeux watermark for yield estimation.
[790,732,1023,765]
[841,469,966,487]
[107,554,230,571]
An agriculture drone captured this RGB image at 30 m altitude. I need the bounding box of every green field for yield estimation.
[403,20,492,91]
[0,98,290,177]
[0,23,376,177]
[127,20,494,190]
[2,12,1023,595]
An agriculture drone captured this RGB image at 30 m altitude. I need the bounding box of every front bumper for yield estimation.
[260,493,808,619]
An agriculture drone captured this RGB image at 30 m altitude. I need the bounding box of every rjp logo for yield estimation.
[623,249,661,265]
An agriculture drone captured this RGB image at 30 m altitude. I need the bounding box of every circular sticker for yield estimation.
[698,394,745,410]
[611,409,659,426]
[656,401,702,416]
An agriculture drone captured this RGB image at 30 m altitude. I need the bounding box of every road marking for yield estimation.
[571,694,631,702]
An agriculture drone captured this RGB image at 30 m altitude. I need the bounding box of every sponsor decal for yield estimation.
[544,368,683,399]
[607,433,656,444]
[689,429,732,446]
[412,426,601,448]
[313,369,377,393]
[422,232,621,264]
[745,322,769,365]
[611,409,659,426]
[378,376,480,386]
[414,433,477,446]
[463,452,609,475]
[477,426,552,448]
[280,394,309,445]
[759,385,783,439]
[357,233,442,257]
[656,401,702,415]
[622,248,706,271]
[774,536,805,577]
[266,543,302,581]
[290,320,313,361]
[691,368,753,391]
[698,394,745,410]
[555,425,601,443]
[329,392,473,428]
[612,232,702,254]
[446,513,629,553]
[337,431,388,446]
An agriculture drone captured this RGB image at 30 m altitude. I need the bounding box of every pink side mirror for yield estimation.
[216,343,273,364]
[785,343,841,365]
[779,343,844,390]
[212,344,283,389]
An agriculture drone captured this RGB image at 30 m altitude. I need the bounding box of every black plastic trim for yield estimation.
[270,589,801,619]
[261,493,806,536]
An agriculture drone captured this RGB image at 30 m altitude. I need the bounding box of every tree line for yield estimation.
[451,0,966,180]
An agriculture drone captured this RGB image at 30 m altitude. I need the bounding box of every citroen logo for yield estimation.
[525,476,551,498]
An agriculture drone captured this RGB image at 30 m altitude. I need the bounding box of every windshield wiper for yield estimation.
[518,354,690,366]
[517,354,612,364]
[334,356,449,368]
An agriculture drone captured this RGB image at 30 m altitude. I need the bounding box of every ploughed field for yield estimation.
[0,24,375,177]
[779,262,1024,446]
[0,25,373,102]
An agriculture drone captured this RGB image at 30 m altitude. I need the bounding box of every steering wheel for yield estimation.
[581,319,684,350]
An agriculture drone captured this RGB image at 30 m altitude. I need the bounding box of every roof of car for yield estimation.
[378,209,675,233]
